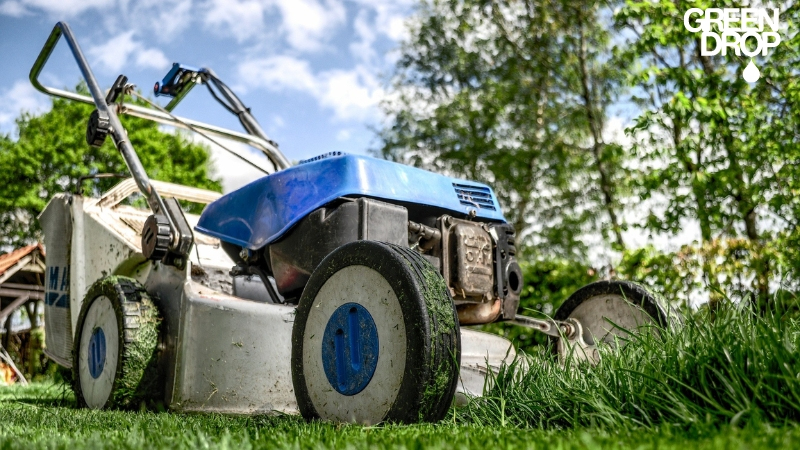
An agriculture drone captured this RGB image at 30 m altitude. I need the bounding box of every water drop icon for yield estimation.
[743,60,760,83]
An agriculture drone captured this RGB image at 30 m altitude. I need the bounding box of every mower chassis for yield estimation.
[40,183,514,414]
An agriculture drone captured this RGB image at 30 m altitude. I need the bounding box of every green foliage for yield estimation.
[0,87,221,248]
[615,0,800,301]
[618,240,797,309]
[383,0,800,308]
[463,302,800,430]
[380,0,630,258]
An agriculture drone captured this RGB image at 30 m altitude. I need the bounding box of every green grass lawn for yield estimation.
[3,304,800,449]
[1,383,799,449]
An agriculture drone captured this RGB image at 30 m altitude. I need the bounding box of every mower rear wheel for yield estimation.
[72,277,162,409]
[291,241,460,424]
[554,280,674,347]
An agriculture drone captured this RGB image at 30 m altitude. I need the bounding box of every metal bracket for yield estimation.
[154,63,205,111]
[556,319,600,365]
[163,197,194,256]
[512,314,570,338]
[512,314,600,365]
[230,265,284,304]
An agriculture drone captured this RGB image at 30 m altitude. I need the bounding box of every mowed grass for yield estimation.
[2,302,800,449]
[1,383,799,449]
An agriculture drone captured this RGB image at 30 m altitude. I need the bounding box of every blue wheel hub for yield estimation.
[322,303,379,396]
[88,327,106,379]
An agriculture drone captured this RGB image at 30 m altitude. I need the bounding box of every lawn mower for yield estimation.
[31,22,673,424]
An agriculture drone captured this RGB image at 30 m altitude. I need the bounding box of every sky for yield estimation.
[0,0,415,192]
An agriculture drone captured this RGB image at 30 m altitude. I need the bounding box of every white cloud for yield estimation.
[116,0,194,41]
[0,1,29,16]
[203,0,266,43]
[0,80,50,131]
[352,0,415,42]
[350,9,377,64]
[0,0,112,17]
[0,1,195,43]
[238,56,384,122]
[336,129,351,141]
[202,0,345,51]
[206,138,272,193]
[272,0,345,52]
[88,31,170,73]
[316,68,384,121]
[238,55,317,93]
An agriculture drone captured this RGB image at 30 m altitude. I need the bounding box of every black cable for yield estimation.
[129,91,270,174]
[205,81,237,115]
[208,74,249,113]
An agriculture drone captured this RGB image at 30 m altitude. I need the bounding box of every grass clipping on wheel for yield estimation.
[418,264,458,420]
[461,302,800,430]
[109,277,163,408]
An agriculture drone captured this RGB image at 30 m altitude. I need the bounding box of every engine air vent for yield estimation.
[299,151,345,165]
[452,183,497,211]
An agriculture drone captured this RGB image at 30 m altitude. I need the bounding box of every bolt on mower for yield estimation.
[32,22,675,424]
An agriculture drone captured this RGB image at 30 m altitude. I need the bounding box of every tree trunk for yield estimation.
[694,39,767,308]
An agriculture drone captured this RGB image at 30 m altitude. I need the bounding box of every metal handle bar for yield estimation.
[29,22,171,225]
[29,31,290,171]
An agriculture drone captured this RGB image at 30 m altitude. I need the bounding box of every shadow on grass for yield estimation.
[3,381,76,408]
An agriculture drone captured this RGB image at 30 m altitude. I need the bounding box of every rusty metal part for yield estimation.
[556,318,600,365]
[512,314,599,364]
[457,299,502,325]
[439,216,494,302]
[408,221,442,251]
[454,223,493,296]
[511,314,573,338]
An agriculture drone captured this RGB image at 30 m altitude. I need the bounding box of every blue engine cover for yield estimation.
[196,154,507,250]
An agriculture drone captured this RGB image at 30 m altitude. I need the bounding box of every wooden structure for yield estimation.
[0,244,45,351]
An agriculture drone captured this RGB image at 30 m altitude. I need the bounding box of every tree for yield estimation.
[380,0,629,260]
[615,0,800,305]
[0,88,222,248]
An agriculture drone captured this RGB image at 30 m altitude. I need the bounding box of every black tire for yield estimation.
[72,276,163,409]
[553,280,674,347]
[291,241,460,424]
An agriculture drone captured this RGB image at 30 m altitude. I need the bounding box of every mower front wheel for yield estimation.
[291,241,460,424]
[72,277,163,409]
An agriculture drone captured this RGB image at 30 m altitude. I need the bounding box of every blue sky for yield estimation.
[0,0,415,191]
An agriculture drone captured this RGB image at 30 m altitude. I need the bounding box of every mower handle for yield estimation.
[28,23,290,172]
[29,21,172,222]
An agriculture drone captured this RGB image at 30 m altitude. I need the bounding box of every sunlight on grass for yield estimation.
[3,303,800,448]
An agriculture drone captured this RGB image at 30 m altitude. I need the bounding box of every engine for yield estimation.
[224,197,522,325]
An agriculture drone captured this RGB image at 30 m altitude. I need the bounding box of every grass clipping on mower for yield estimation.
[109,277,163,408]
[410,255,458,421]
